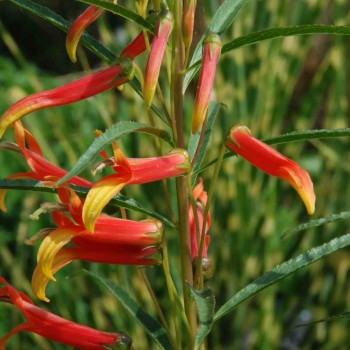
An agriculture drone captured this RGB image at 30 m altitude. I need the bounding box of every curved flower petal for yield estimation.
[225,125,316,214]
[0,277,128,348]
[82,174,130,233]
[121,31,151,60]
[36,228,80,280]
[32,249,76,302]
[0,61,134,139]
[0,322,35,349]
[66,5,104,63]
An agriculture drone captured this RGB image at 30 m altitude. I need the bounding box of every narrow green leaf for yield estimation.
[129,78,169,124]
[214,233,350,322]
[190,287,215,350]
[56,121,174,185]
[9,0,116,62]
[221,24,350,55]
[188,102,221,182]
[295,312,350,328]
[282,211,350,238]
[0,179,175,227]
[183,0,249,91]
[263,128,350,145]
[186,25,350,77]
[85,270,172,350]
[77,0,154,32]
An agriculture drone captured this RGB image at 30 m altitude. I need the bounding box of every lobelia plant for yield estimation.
[1,1,350,349]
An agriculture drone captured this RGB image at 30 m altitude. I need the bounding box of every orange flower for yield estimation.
[0,277,131,349]
[225,125,316,214]
[143,11,173,109]
[0,59,134,139]
[66,5,104,63]
[0,121,91,212]
[191,33,221,134]
[30,187,163,302]
[82,139,190,233]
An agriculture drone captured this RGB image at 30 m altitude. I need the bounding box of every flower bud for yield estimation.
[143,11,173,109]
[191,33,221,134]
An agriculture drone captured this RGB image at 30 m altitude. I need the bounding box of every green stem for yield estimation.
[194,143,226,288]
[162,235,182,349]
[170,1,197,347]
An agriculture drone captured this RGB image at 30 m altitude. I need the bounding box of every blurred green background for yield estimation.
[0,0,350,349]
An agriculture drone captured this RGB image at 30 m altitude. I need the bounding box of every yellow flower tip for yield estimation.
[169,148,191,174]
[225,125,251,146]
[0,190,7,212]
[31,267,51,302]
[66,39,78,63]
[145,219,164,244]
[191,115,202,135]
[281,165,316,215]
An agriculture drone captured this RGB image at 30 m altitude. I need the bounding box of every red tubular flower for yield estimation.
[30,186,163,301]
[0,121,91,212]
[189,178,211,261]
[0,59,134,139]
[66,5,104,63]
[182,0,196,49]
[82,140,190,233]
[143,11,173,109]
[191,33,221,134]
[120,31,151,60]
[225,125,316,214]
[0,277,131,350]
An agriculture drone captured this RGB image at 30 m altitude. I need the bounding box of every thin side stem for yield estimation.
[162,235,182,349]
[194,143,226,288]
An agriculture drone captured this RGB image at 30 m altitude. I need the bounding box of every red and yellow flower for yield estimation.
[66,4,150,62]
[66,5,105,63]
[143,11,173,109]
[225,125,316,214]
[191,33,221,134]
[0,59,134,139]
[0,121,91,212]
[82,136,190,232]
[30,186,163,302]
[0,277,131,349]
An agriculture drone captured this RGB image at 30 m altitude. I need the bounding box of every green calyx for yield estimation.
[113,57,135,80]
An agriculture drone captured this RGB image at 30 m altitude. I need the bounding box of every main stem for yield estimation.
[170,1,197,348]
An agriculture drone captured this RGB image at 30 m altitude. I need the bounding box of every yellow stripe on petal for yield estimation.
[36,229,78,281]
[0,189,7,213]
[32,249,76,302]
[82,174,129,233]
